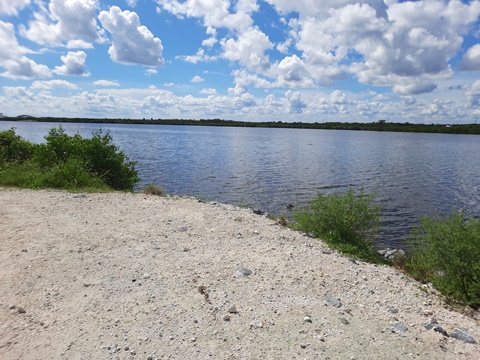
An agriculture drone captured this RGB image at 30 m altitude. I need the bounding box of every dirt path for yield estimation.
[1,188,479,359]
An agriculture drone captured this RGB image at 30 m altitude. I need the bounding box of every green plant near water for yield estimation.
[292,189,383,263]
[405,211,480,308]
[142,184,165,196]
[0,127,139,192]
[0,128,35,164]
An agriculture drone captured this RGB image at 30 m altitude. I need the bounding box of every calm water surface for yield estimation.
[2,121,479,249]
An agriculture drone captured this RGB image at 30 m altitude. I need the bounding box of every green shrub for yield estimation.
[406,211,480,308]
[34,126,139,191]
[29,157,110,191]
[0,128,35,164]
[142,184,164,196]
[293,189,383,262]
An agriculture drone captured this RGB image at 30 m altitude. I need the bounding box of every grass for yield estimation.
[142,184,165,196]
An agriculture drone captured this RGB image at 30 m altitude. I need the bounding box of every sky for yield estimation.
[1,0,480,123]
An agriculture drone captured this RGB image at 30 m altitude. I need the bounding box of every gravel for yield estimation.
[1,188,479,359]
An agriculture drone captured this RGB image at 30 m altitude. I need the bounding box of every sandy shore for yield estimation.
[1,188,479,359]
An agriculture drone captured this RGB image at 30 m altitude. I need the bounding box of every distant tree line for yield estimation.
[2,116,479,135]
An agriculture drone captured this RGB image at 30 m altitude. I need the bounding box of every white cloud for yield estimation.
[99,6,165,67]
[459,44,480,71]
[265,0,480,95]
[393,80,438,96]
[31,80,78,90]
[158,0,254,31]
[66,39,94,49]
[0,0,30,16]
[232,69,273,89]
[126,0,138,7]
[221,27,273,72]
[145,69,158,76]
[93,80,120,87]
[191,75,204,83]
[285,90,306,114]
[271,55,314,88]
[179,48,216,64]
[202,26,218,47]
[19,0,103,47]
[200,88,217,95]
[0,21,51,79]
[54,51,90,76]
[465,80,480,106]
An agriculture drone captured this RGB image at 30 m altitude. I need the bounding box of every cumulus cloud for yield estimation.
[393,80,438,96]
[221,27,273,72]
[126,0,138,7]
[145,69,158,76]
[200,88,217,95]
[158,0,255,31]
[178,48,216,64]
[99,6,165,67]
[285,90,306,114]
[0,0,30,16]
[31,80,78,90]
[0,21,51,79]
[19,0,104,47]
[265,0,480,94]
[54,51,90,76]
[466,80,480,106]
[93,80,120,87]
[459,44,480,71]
[191,75,204,83]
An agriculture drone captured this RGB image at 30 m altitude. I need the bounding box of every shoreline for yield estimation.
[1,188,479,359]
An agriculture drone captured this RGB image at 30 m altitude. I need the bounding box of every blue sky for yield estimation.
[1,0,480,123]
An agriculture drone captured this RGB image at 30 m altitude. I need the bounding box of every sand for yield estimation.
[1,187,479,359]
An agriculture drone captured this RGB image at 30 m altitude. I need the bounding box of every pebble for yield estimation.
[228,305,238,314]
[324,295,342,308]
[423,319,450,336]
[223,315,231,322]
[17,306,26,314]
[8,304,16,310]
[391,322,408,334]
[250,321,264,329]
[449,328,476,344]
[339,317,350,325]
[304,316,312,323]
[236,267,253,277]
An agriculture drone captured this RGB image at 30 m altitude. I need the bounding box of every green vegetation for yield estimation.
[142,184,165,196]
[405,211,480,308]
[292,189,384,263]
[0,127,139,192]
[2,117,480,135]
[0,128,35,163]
[291,189,480,308]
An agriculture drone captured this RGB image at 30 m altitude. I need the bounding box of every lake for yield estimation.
[1,120,479,249]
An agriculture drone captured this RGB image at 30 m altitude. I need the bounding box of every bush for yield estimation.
[29,157,110,191]
[34,127,139,191]
[0,128,35,164]
[406,211,480,308]
[293,189,383,262]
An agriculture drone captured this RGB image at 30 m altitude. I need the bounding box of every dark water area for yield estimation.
[2,121,479,249]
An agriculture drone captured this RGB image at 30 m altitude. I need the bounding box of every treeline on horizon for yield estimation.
[2,116,480,135]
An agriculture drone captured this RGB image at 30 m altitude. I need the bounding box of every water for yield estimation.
[2,121,479,249]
